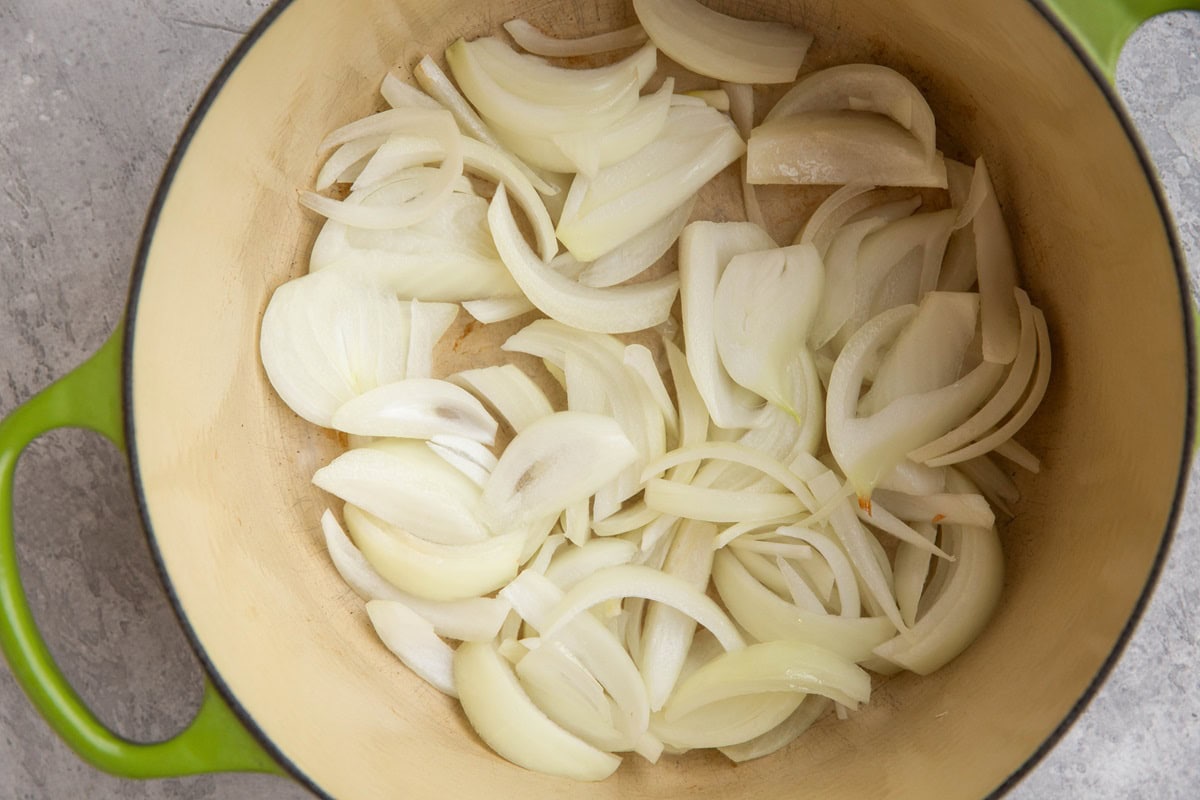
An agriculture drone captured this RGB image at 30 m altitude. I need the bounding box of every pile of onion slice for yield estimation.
[259,2,1052,783]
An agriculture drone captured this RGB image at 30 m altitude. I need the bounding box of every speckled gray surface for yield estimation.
[1,2,1197,798]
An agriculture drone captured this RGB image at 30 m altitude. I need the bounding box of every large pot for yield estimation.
[1,0,1197,797]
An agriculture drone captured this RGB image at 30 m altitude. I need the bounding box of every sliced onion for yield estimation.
[545,538,640,590]
[711,549,895,660]
[679,221,778,428]
[970,157,1022,364]
[449,363,555,433]
[366,600,457,696]
[503,19,649,57]
[302,110,463,229]
[665,640,870,717]
[259,270,412,427]
[427,435,498,488]
[404,300,458,379]
[632,0,812,84]
[445,37,644,137]
[771,525,860,617]
[717,696,832,763]
[763,64,938,163]
[642,442,818,511]
[461,295,537,323]
[321,509,509,641]
[923,305,1052,467]
[482,411,638,529]
[640,521,717,711]
[870,489,996,529]
[873,477,1003,674]
[454,640,621,780]
[514,638,631,752]
[826,304,1004,498]
[500,570,651,738]
[315,135,387,191]
[651,693,804,751]
[893,522,937,629]
[489,183,681,334]
[577,195,695,289]
[909,289,1038,463]
[313,440,490,544]
[747,111,947,188]
[556,104,745,262]
[330,377,497,443]
[411,54,558,197]
[714,244,823,414]
[540,564,745,652]
[380,71,443,111]
[343,504,522,601]
[856,501,953,559]
[644,479,807,523]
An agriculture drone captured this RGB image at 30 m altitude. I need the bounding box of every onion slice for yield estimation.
[489,183,681,333]
[331,378,497,443]
[632,0,812,84]
[504,19,649,57]
[366,600,458,696]
[343,504,523,601]
[455,640,622,780]
[481,411,638,529]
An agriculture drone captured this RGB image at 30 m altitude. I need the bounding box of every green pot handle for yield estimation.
[1045,0,1200,81]
[0,325,283,779]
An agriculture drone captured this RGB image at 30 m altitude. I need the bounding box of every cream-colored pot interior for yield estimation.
[127,0,1191,798]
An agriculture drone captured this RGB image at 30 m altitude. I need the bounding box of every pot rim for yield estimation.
[118,2,1198,798]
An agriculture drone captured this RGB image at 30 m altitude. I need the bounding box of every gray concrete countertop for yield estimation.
[1,2,1197,798]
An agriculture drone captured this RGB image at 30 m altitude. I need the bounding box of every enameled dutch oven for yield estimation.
[2,1,1198,798]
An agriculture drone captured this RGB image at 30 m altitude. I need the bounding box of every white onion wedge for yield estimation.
[411,55,559,197]
[763,64,938,163]
[651,693,804,751]
[893,522,937,629]
[909,289,1038,463]
[446,37,644,137]
[826,305,1004,498]
[343,504,522,601]
[461,295,537,323]
[330,378,497,443]
[640,521,717,711]
[455,640,622,780]
[545,539,640,591]
[366,600,458,696]
[642,442,818,512]
[503,19,649,57]
[557,105,745,262]
[313,441,490,544]
[514,639,631,752]
[578,195,695,289]
[321,509,509,641]
[404,300,458,379]
[970,157,1022,364]
[870,490,996,529]
[717,695,832,763]
[540,564,745,652]
[482,411,638,529]
[302,111,463,230]
[923,305,1052,467]
[489,183,681,333]
[747,111,947,188]
[259,270,412,428]
[679,221,777,428]
[874,477,1003,674]
[714,244,824,415]
[632,0,812,84]
[711,549,895,660]
[665,640,871,717]
[449,364,554,433]
[644,480,807,523]
[427,435,498,488]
